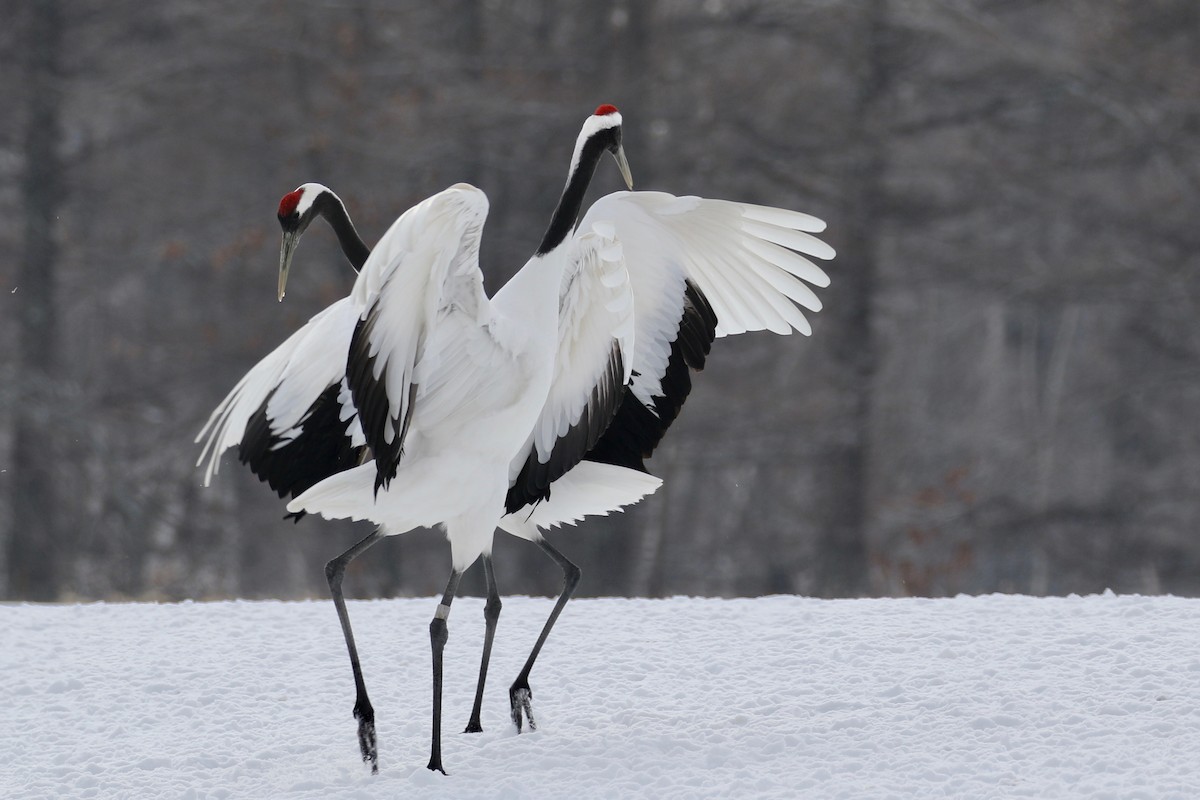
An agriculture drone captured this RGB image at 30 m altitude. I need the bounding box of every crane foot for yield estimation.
[509,682,537,733]
[354,699,378,774]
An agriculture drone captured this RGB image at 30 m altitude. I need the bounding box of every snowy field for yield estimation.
[2,593,1199,799]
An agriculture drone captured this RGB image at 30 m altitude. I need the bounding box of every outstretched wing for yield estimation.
[505,225,635,513]
[580,190,832,339]
[344,183,491,492]
[584,278,717,473]
[573,190,834,471]
[195,297,363,497]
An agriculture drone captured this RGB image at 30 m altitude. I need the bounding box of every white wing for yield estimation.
[505,224,635,513]
[579,191,833,340]
[558,190,834,474]
[195,297,361,488]
[344,183,491,491]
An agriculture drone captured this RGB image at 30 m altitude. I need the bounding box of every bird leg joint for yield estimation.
[429,616,449,650]
[484,594,502,622]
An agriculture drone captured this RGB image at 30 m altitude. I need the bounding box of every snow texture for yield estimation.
[2,593,1198,799]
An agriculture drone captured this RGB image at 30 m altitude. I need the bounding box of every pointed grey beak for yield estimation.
[613,144,633,190]
[278,230,300,301]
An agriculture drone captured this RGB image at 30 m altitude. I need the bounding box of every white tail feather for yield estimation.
[498,461,662,541]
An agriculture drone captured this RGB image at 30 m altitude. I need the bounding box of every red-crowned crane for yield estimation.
[196,184,369,518]
[276,182,371,301]
[198,106,643,775]
[200,104,835,776]
[287,120,638,776]
[286,110,835,770]
[273,183,832,746]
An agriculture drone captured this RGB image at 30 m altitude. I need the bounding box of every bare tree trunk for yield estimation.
[9,0,65,601]
[813,0,890,597]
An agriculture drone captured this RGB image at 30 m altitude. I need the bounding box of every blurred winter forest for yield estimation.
[1,0,1198,603]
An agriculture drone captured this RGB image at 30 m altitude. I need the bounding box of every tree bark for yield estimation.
[9,0,65,601]
[813,0,890,597]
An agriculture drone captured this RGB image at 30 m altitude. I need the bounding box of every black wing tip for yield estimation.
[372,445,403,497]
[581,282,717,472]
[238,384,364,503]
[505,343,627,513]
[348,311,417,498]
[681,280,718,369]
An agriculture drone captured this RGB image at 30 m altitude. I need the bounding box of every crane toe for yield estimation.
[509,681,537,733]
[353,699,378,774]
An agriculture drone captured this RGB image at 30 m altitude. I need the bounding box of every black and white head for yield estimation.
[276,183,334,301]
[536,104,635,257]
[571,104,633,191]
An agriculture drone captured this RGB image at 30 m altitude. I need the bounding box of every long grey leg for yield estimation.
[465,555,501,733]
[509,538,580,732]
[427,569,463,775]
[325,529,386,773]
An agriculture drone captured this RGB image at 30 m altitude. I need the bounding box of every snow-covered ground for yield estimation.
[2,593,1198,799]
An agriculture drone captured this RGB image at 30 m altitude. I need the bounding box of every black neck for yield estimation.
[535,133,613,256]
[315,191,370,271]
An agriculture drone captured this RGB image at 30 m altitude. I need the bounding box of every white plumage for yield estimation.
[496,461,663,541]
[288,185,637,569]
[281,107,639,774]
[199,301,363,474]
[570,192,832,416]
[196,104,836,777]
[196,184,371,513]
[284,167,836,769]
[292,226,639,555]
